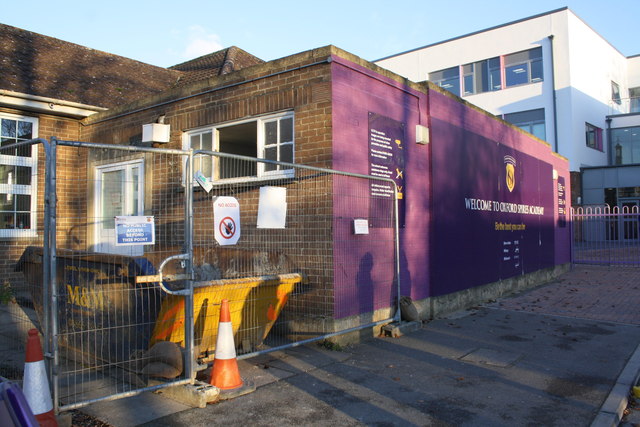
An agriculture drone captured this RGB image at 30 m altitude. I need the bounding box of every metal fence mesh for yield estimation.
[187,153,398,361]
[572,206,640,266]
[48,143,190,409]
[0,139,46,382]
[5,140,398,411]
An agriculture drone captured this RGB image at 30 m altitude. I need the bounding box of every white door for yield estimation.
[95,160,144,255]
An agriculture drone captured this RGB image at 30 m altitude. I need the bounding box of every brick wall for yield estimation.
[76,48,337,315]
[0,108,81,293]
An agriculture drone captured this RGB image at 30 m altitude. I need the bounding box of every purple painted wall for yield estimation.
[329,55,570,318]
[427,89,570,296]
[330,56,430,318]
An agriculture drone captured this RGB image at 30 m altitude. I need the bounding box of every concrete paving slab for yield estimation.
[81,388,191,426]
[135,306,640,427]
[67,266,640,426]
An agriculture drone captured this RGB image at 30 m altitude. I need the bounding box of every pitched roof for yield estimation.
[170,46,264,87]
[0,23,263,110]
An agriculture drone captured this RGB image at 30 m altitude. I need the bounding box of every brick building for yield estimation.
[2,25,570,339]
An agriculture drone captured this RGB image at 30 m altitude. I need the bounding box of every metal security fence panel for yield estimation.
[48,140,194,411]
[14,139,398,412]
[186,151,399,361]
[0,137,49,383]
[572,206,640,266]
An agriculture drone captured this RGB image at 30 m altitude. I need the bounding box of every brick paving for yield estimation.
[488,265,640,325]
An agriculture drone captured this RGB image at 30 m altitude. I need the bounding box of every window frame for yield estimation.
[504,47,543,88]
[183,111,295,185]
[503,109,546,141]
[630,87,640,113]
[429,66,461,96]
[462,57,502,96]
[585,122,603,151]
[611,81,622,105]
[0,113,38,238]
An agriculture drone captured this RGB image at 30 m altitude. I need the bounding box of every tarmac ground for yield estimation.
[78,265,640,426]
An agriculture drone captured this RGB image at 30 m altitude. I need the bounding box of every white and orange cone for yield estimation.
[209,299,243,390]
[23,328,57,427]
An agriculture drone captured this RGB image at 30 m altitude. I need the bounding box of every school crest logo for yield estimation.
[504,156,516,193]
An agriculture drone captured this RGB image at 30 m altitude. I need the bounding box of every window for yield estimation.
[631,87,640,113]
[462,57,501,95]
[504,47,543,87]
[503,109,546,141]
[429,67,460,96]
[610,126,640,165]
[185,111,294,182]
[611,81,621,105]
[0,113,37,236]
[585,123,603,151]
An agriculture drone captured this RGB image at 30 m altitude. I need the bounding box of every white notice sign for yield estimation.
[353,218,369,235]
[214,196,241,245]
[115,216,155,246]
[257,186,287,229]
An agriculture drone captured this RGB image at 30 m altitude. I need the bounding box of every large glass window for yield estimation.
[629,87,640,113]
[429,67,460,96]
[585,122,603,151]
[503,109,546,141]
[611,126,640,165]
[185,111,294,181]
[0,114,37,235]
[504,47,543,87]
[462,57,501,95]
[611,81,621,105]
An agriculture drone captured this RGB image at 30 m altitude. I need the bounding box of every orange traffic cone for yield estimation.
[209,299,243,390]
[23,329,57,427]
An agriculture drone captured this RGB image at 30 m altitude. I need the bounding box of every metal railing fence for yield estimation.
[571,206,640,266]
[4,138,400,412]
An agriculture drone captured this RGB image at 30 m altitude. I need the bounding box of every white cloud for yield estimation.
[182,25,224,59]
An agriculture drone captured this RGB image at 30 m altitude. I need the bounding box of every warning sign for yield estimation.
[214,197,240,245]
[115,216,155,246]
[219,216,236,239]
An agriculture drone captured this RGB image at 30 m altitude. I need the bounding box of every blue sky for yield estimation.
[4,1,639,68]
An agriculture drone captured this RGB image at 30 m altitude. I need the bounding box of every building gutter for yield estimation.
[548,35,559,153]
[0,89,107,118]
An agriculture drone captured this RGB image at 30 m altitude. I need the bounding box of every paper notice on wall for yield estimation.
[257,186,287,229]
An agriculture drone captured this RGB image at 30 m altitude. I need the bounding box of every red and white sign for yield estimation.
[214,196,241,245]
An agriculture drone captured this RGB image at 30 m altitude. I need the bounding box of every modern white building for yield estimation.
[375,7,640,208]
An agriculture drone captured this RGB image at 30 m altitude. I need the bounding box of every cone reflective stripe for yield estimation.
[209,299,243,390]
[23,329,58,427]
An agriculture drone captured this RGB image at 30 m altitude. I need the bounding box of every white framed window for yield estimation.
[0,113,38,237]
[184,111,294,183]
[94,159,145,255]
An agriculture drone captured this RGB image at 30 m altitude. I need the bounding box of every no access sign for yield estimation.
[214,196,241,245]
[115,216,155,246]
